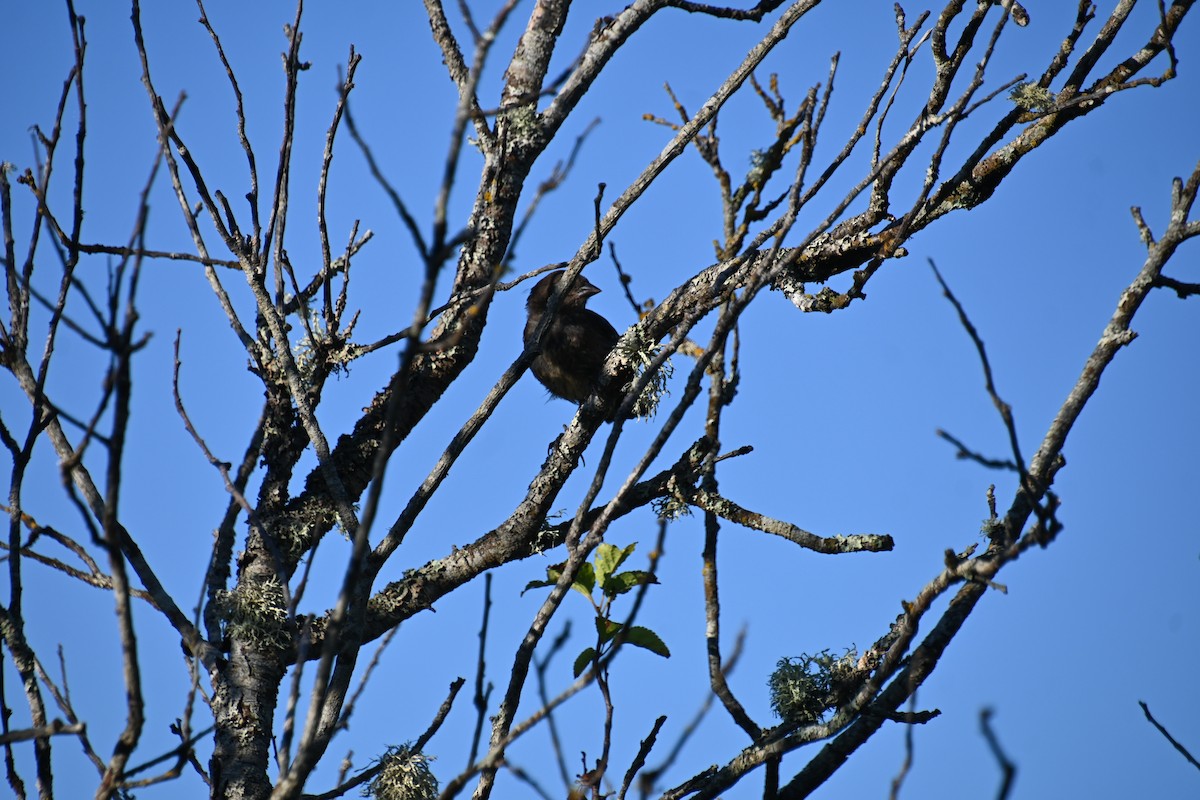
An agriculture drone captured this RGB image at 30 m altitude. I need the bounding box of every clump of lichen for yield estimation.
[291,309,354,381]
[364,744,437,800]
[291,311,328,378]
[1009,82,1055,113]
[618,332,673,419]
[747,148,770,189]
[652,493,692,522]
[212,576,290,652]
[980,516,1005,542]
[768,648,859,725]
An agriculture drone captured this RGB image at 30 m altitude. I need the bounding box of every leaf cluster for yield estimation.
[524,542,670,677]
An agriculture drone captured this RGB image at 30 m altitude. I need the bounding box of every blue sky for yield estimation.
[2,2,1198,798]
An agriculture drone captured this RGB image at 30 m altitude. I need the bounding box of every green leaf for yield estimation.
[592,543,618,591]
[594,542,637,592]
[522,561,595,601]
[624,626,670,659]
[573,647,597,678]
[520,578,555,596]
[595,616,622,645]
[605,570,658,597]
[572,562,596,599]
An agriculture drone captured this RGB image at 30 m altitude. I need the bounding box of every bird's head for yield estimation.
[527,270,601,311]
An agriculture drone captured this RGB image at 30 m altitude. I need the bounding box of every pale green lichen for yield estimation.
[619,333,673,418]
[292,311,329,379]
[503,105,541,138]
[214,576,290,652]
[364,744,438,800]
[652,493,692,522]
[747,148,769,189]
[292,310,354,380]
[768,648,859,724]
[980,517,1005,541]
[1009,82,1055,113]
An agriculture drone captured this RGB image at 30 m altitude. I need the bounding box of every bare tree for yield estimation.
[1,2,1197,799]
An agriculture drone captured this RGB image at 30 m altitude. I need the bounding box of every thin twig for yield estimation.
[468,574,494,767]
[1139,701,1200,772]
[980,708,1016,800]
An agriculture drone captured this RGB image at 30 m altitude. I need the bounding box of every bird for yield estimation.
[523,270,625,421]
